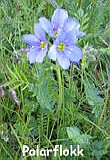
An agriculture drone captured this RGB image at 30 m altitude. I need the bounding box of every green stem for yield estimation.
[45,1,48,17]
[69,63,74,88]
[56,62,62,108]
[78,0,82,8]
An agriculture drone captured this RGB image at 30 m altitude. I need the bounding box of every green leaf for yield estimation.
[29,64,58,112]
[84,78,104,106]
[66,126,91,145]
[91,141,109,160]
[67,126,80,139]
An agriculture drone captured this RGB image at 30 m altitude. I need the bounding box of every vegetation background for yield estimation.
[0,0,110,159]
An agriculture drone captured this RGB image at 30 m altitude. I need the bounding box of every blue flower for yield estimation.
[62,18,85,40]
[39,8,85,39]
[39,8,68,37]
[23,23,48,63]
[48,31,83,69]
[22,8,85,68]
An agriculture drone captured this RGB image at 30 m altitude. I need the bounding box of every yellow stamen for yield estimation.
[40,41,46,49]
[54,31,58,36]
[58,43,65,51]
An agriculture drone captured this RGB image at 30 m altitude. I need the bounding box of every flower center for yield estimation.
[40,41,46,49]
[53,31,58,36]
[58,43,65,51]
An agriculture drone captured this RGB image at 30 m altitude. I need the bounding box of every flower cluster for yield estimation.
[23,8,85,69]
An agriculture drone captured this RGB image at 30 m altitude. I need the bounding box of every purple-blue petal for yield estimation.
[74,61,80,65]
[63,18,85,38]
[55,31,76,45]
[63,18,80,33]
[51,8,68,31]
[39,17,53,37]
[57,52,70,70]
[48,44,57,61]
[35,49,47,63]
[65,45,83,63]
[27,47,47,63]
[27,48,39,63]
[34,23,46,40]
[76,31,86,38]
[23,34,39,46]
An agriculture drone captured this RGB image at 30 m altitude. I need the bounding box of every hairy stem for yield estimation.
[69,63,74,88]
[56,62,62,108]
[78,0,82,8]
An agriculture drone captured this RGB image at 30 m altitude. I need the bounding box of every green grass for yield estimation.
[0,0,110,159]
